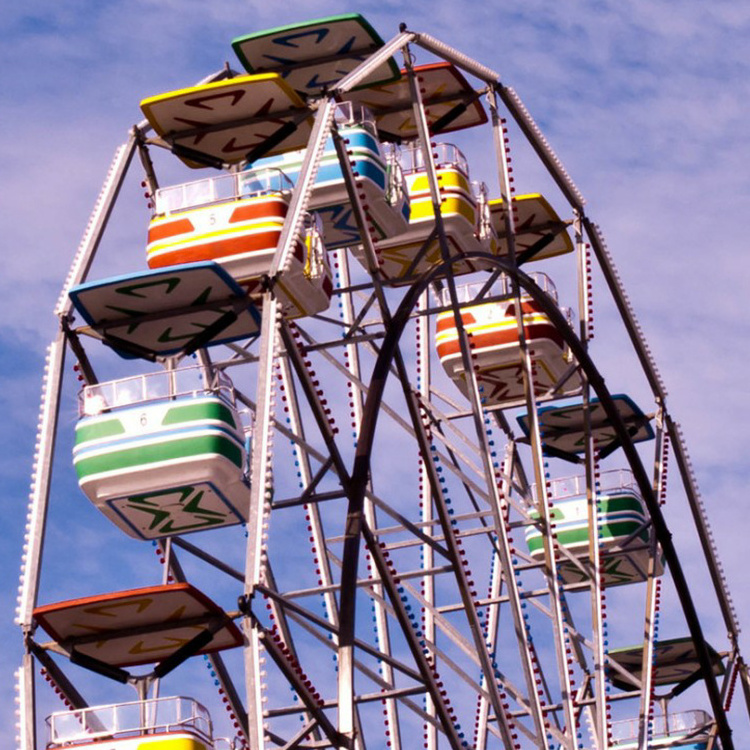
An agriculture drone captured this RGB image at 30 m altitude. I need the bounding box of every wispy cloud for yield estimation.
[4,1,749,745]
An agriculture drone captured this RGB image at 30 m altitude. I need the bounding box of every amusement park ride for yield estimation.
[14,13,750,750]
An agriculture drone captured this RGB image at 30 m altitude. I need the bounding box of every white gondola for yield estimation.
[146,168,332,319]
[435,273,579,408]
[610,709,712,748]
[525,468,664,586]
[74,366,251,539]
[247,101,410,249]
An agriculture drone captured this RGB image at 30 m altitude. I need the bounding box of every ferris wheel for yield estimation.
[15,13,750,750]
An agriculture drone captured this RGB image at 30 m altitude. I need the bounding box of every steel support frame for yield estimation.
[19,24,747,750]
[401,45,523,748]
[343,251,737,749]
[17,136,138,750]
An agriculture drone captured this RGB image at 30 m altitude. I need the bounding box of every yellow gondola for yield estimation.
[46,696,217,749]
[352,142,496,282]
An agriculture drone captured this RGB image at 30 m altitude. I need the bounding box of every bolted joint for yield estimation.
[237,593,253,616]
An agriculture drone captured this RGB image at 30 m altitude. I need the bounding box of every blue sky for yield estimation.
[2,0,750,746]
